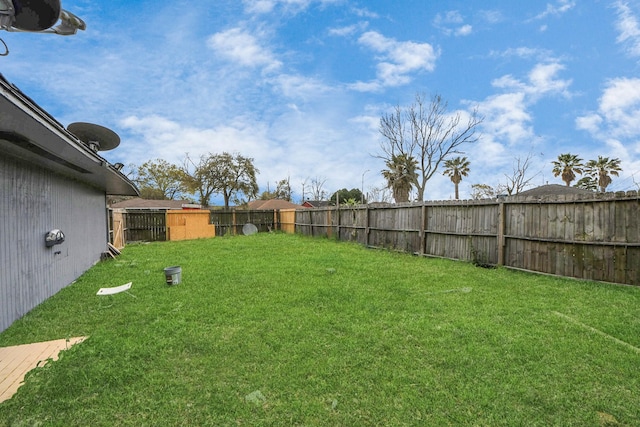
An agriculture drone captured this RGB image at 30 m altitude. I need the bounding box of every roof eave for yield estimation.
[0,74,138,197]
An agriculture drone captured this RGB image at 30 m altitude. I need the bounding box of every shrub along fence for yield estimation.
[295,192,640,286]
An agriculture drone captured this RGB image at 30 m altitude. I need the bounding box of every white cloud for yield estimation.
[574,77,640,191]
[270,73,335,100]
[475,61,571,146]
[435,10,464,25]
[533,0,576,20]
[207,27,282,71]
[614,1,640,58]
[434,10,473,36]
[479,10,504,24]
[478,92,533,145]
[527,62,572,98]
[242,0,341,15]
[578,77,640,141]
[575,113,603,134]
[349,31,439,92]
[119,115,273,165]
[328,22,368,37]
[351,7,379,19]
[490,46,559,62]
[456,25,473,36]
[490,62,571,98]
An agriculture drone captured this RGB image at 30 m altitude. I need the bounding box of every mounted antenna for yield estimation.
[0,0,85,35]
[67,122,120,152]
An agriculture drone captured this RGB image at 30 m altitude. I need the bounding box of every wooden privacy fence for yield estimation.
[111,209,215,243]
[110,209,291,244]
[209,209,284,236]
[295,192,640,286]
[122,210,167,242]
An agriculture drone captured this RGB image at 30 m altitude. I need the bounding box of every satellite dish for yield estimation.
[0,0,85,36]
[67,122,121,151]
[11,0,61,32]
[242,223,258,236]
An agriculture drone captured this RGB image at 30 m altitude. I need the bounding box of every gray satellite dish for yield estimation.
[11,0,61,32]
[67,122,121,152]
[242,223,258,236]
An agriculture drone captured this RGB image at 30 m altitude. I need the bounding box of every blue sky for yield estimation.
[3,0,640,202]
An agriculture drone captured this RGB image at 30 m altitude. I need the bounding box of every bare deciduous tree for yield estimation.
[378,93,483,201]
[498,152,539,196]
[367,186,393,203]
[307,176,328,201]
[470,183,496,200]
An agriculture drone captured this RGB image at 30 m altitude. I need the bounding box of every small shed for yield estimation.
[0,74,138,333]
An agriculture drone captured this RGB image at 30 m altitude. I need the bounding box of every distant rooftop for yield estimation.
[302,200,332,208]
[246,199,303,210]
[110,198,200,210]
[514,184,595,198]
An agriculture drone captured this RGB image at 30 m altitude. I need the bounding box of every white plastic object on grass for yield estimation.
[97,282,132,296]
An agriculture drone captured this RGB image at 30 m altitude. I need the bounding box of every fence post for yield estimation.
[232,210,237,235]
[497,200,505,266]
[365,204,370,247]
[420,203,427,255]
[336,203,340,240]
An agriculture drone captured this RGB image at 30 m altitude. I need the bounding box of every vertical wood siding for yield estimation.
[1,157,108,333]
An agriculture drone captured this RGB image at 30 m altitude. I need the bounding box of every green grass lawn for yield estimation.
[1,233,639,426]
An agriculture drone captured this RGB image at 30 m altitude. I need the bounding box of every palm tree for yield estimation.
[443,156,470,200]
[381,154,418,203]
[584,156,622,193]
[574,176,598,191]
[551,153,583,186]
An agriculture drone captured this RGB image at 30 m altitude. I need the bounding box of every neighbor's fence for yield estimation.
[110,209,289,244]
[122,210,167,242]
[295,192,640,286]
[111,209,215,243]
[209,209,283,236]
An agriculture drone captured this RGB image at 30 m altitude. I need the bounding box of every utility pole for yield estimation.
[361,169,369,204]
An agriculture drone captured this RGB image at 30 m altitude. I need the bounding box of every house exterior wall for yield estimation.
[0,156,108,333]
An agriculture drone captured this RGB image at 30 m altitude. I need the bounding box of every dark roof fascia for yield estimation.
[0,74,138,196]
